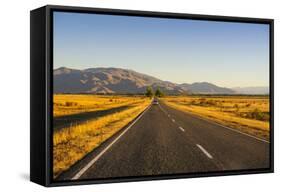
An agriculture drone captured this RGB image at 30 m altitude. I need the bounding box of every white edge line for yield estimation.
[196,144,213,159]
[162,101,268,143]
[191,113,270,143]
[71,104,152,180]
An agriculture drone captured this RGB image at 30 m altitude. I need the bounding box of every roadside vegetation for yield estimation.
[53,94,150,178]
[161,95,270,140]
[54,94,148,117]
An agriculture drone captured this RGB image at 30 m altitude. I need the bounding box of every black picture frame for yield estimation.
[30,5,274,187]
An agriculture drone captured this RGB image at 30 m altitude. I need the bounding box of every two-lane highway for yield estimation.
[58,100,270,180]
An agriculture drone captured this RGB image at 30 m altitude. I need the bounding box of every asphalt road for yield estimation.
[58,101,270,181]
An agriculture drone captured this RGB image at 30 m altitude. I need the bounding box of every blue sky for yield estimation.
[53,11,269,87]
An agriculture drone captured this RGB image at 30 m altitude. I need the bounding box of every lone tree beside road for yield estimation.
[145,86,154,98]
[155,87,164,97]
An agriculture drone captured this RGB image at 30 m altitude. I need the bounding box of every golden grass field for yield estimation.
[53,94,151,178]
[53,94,270,178]
[53,94,147,117]
[161,96,270,141]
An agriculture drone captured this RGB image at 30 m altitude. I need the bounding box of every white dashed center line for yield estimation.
[196,144,213,159]
[160,104,214,160]
[160,105,186,134]
[179,126,185,132]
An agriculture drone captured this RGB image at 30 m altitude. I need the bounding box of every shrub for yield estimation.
[198,98,207,106]
[65,101,78,107]
[247,108,270,121]
[190,100,196,105]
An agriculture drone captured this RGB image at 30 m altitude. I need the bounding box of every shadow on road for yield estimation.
[53,105,131,131]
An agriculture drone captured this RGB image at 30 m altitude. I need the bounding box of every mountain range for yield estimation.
[231,86,269,95]
[53,67,268,95]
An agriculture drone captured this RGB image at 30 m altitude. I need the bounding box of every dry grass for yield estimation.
[53,95,150,178]
[161,96,270,140]
[54,94,145,117]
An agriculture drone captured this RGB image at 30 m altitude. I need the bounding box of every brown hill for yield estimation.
[54,67,235,95]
